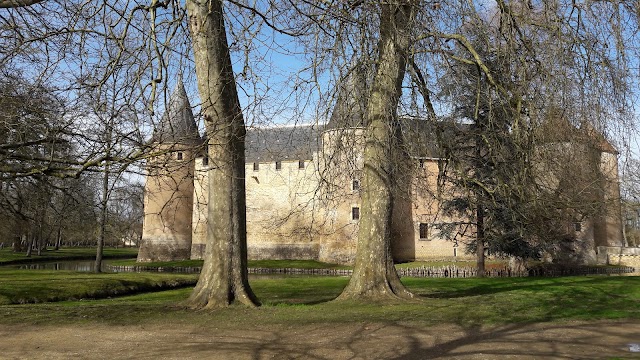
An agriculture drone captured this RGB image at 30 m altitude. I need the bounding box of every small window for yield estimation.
[177,152,183,160]
[352,179,360,191]
[202,156,209,166]
[299,160,305,169]
[419,159,424,168]
[275,161,282,171]
[453,248,457,257]
[253,162,259,171]
[574,222,581,232]
[351,207,360,221]
[419,223,429,240]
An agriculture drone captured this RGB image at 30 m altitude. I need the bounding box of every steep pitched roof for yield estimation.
[245,124,324,162]
[400,118,469,159]
[325,62,369,130]
[152,78,201,145]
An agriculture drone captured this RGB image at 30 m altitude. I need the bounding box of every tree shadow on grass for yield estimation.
[417,276,637,299]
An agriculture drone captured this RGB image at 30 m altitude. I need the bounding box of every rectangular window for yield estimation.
[419,159,424,168]
[351,207,360,221]
[419,223,429,240]
[177,152,183,160]
[352,179,360,191]
[202,156,209,166]
[574,222,581,232]
[275,161,282,171]
[253,162,259,171]
[298,160,305,169]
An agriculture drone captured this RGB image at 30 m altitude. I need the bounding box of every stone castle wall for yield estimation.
[139,146,195,262]
[598,246,640,268]
[598,152,624,247]
[146,128,626,266]
[190,128,466,264]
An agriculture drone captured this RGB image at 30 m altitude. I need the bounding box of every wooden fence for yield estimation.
[106,264,637,278]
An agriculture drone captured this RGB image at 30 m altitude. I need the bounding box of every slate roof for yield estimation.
[325,63,368,130]
[242,118,456,163]
[245,124,324,162]
[152,78,201,145]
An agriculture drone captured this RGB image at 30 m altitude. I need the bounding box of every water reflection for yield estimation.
[7,261,638,278]
[14,261,105,272]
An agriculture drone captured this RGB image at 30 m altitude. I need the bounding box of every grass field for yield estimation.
[0,269,197,305]
[109,258,352,269]
[0,247,138,265]
[2,248,638,330]
[108,258,507,270]
[0,268,638,327]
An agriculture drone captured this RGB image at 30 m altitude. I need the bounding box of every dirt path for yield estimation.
[1,321,639,359]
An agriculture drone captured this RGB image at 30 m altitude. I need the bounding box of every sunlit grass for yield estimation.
[108,258,351,269]
[0,269,196,305]
[1,271,638,327]
[110,258,502,270]
[0,247,138,265]
[394,259,508,268]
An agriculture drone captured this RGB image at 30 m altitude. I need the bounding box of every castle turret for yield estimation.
[138,78,201,262]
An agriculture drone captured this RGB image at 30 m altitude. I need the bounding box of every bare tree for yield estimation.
[334,1,417,300]
[185,0,259,308]
[0,0,273,307]
[407,1,638,273]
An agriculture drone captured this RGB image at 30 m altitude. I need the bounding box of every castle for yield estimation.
[139,78,631,266]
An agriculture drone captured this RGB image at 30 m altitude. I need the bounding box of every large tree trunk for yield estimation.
[186,0,259,308]
[337,1,416,301]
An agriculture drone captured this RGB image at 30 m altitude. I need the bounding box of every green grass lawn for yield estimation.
[0,269,197,305]
[109,258,352,269]
[0,269,638,327]
[394,259,508,268]
[109,258,498,270]
[0,247,138,265]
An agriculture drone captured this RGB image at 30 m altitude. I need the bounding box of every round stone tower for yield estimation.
[138,78,202,262]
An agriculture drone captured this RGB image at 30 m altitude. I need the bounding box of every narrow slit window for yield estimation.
[299,160,305,169]
[275,161,282,171]
[253,162,259,171]
[419,159,424,168]
[177,152,183,160]
[352,179,360,191]
[351,207,360,221]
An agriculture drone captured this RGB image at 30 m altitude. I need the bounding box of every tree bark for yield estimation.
[476,202,485,277]
[95,117,112,273]
[0,0,45,8]
[95,161,108,273]
[55,226,61,251]
[25,234,33,257]
[337,1,416,301]
[186,0,259,308]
